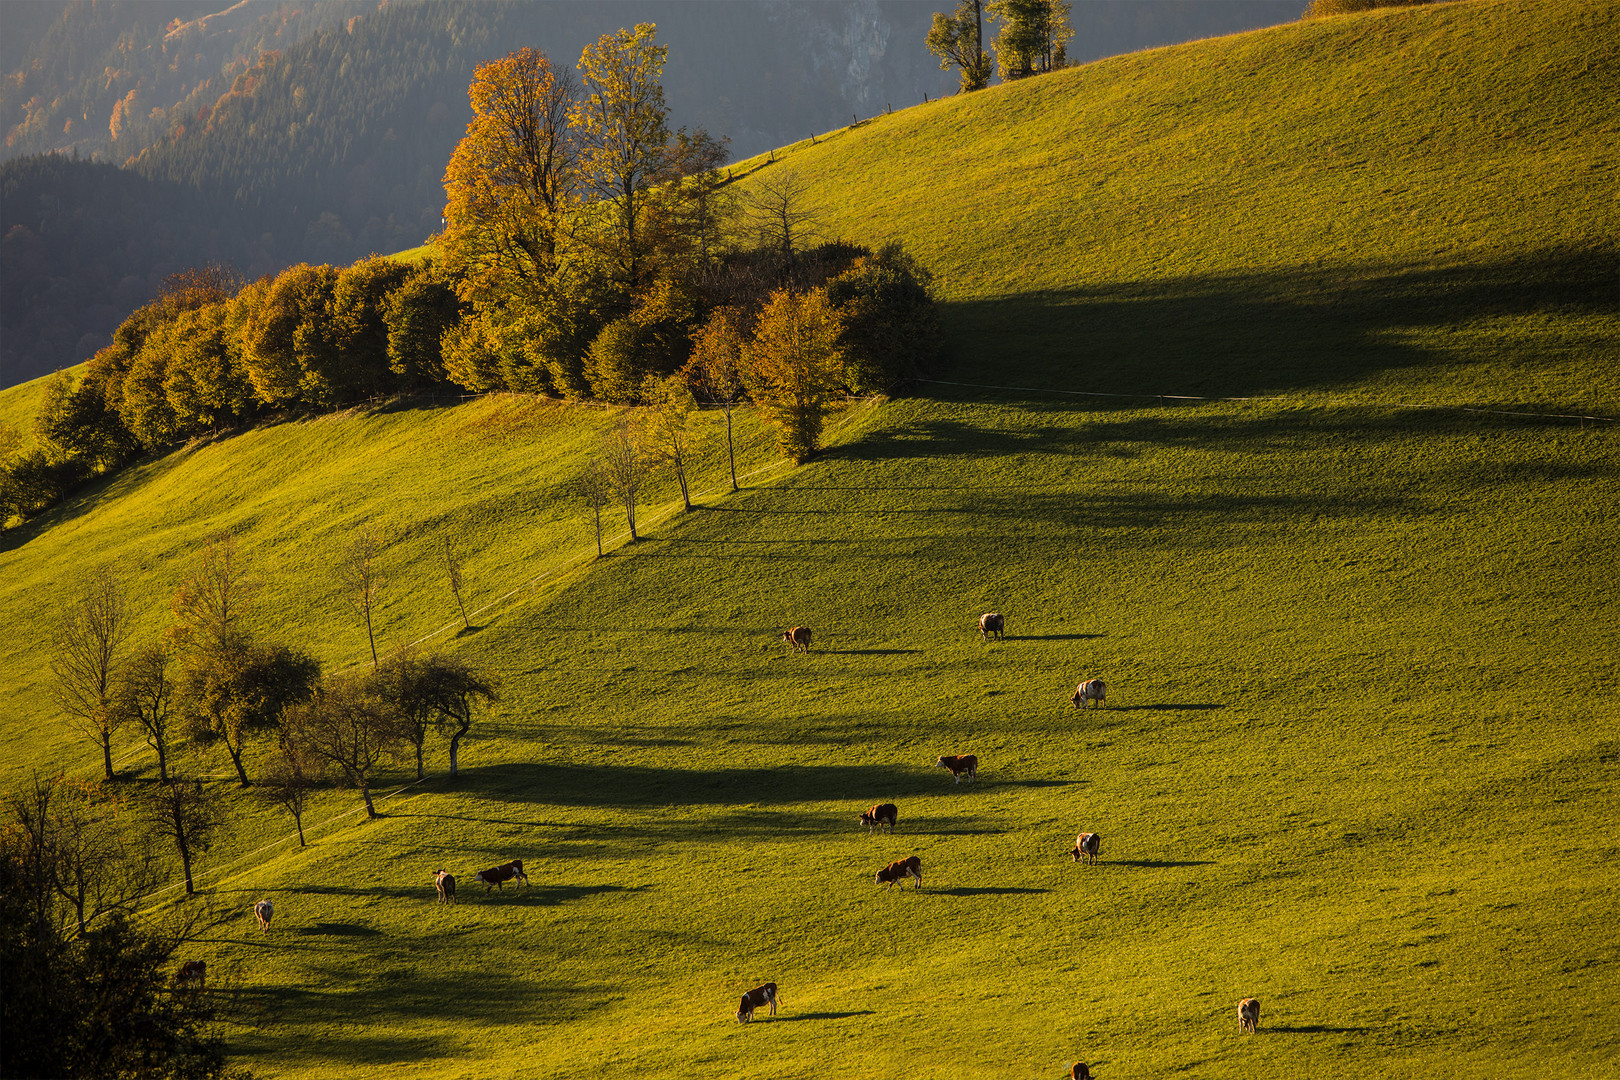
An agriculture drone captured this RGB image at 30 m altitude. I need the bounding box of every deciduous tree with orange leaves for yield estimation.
[744,288,844,464]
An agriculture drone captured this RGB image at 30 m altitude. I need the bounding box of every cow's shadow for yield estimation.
[1004,633,1105,641]
[1269,1024,1372,1035]
[469,883,645,906]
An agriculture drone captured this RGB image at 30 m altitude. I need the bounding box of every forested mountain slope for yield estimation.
[0,2,1614,1077]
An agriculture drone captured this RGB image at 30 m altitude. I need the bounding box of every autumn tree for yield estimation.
[641,373,700,511]
[989,0,1073,79]
[295,677,396,820]
[178,642,320,789]
[744,170,820,264]
[927,0,993,92]
[50,565,130,781]
[824,242,942,393]
[745,288,845,464]
[686,306,749,492]
[580,458,610,556]
[261,710,323,847]
[442,47,581,304]
[572,23,673,291]
[110,642,177,784]
[664,126,735,263]
[602,418,647,541]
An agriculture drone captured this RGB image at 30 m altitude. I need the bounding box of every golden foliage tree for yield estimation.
[745,288,844,464]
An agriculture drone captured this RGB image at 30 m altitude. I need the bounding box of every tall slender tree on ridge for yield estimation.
[50,566,130,782]
[927,0,993,92]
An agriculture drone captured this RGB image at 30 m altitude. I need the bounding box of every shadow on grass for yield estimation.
[827,648,924,656]
[1111,703,1226,712]
[456,761,951,809]
[1005,633,1106,641]
[464,884,644,906]
[1105,860,1215,869]
[765,1010,875,1023]
[295,922,382,937]
[1269,1024,1373,1035]
[933,886,1049,897]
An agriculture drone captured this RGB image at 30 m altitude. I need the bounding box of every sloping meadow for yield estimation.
[1,0,1616,1076]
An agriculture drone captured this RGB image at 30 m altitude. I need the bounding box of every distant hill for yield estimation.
[0,0,1304,387]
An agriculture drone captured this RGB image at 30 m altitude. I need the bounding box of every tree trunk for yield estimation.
[592,501,603,556]
[293,809,306,847]
[100,731,114,781]
[152,737,169,784]
[364,608,378,670]
[177,835,195,895]
[360,783,377,820]
[415,742,425,781]
[725,403,739,492]
[449,719,470,777]
[676,459,691,511]
[226,740,251,788]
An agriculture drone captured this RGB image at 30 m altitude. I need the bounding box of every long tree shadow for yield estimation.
[933,886,1050,897]
[1269,1024,1373,1035]
[1112,703,1226,712]
[1005,633,1106,641]
[455,762,953,809]
[1104,860,1214,869]
[765,1010,875,1023]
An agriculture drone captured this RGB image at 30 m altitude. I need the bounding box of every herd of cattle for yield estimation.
[196,611,1259,1075]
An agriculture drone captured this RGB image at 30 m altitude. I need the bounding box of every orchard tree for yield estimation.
[140,777,224,896]
[602,418,647,541]
[178,641,320,788]
[110,642,177,784]
[641,373,700,511]
[50,565,130,781]
[340,526,388,669]
[261,710,323,847]
[417,655,499,777]
[686,306,749,492]
[927,0,993,91]
[296,677,397,820]
[745,288,845,464]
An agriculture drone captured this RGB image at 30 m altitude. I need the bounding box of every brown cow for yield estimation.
[781,626,812,654]
[1071,679,1107,709]
[1071,1064,1093,1080]
[979,612,1004,641]
[253,898,273,932]
[1069,832,1102,865]
[174,960,207,991]
[875,855,923,890]
[1239,997,1261,1034]
[474,859,528,892]
[936,754,978,784]
[434,869,457,904]
[860,803,898,834]
[736,982,779,1022]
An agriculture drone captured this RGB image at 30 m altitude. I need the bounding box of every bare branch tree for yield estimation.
[744,170,820,264]
[339,526,388,669]
[580,458,610,556]
[440,535,471,629]
[139,777,225,897]
[296,676,397,820]
[641,374,701,511]
[602,419,646,542]
[110,642,176,784]
[170,533,257,656]
[50,566,130,781]
[260,710,324,847]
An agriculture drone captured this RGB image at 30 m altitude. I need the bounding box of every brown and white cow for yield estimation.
[174,960,207,991]
[1239,997,1261,1034]
[1069,832,1102,865]
[736,982,780,1022]
[875,855,923,890]
[474,859,529,892]
[1071,679,1107,709]
[936,754,978,783]
[979,612,1004,641]
[1071,1064,1093,1080]
[253,898,273,932]
[860,803,898,834]
[434,869,457,904]
[781,626,812,654]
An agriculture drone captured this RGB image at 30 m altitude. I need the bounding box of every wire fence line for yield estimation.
[915,377,1618,423]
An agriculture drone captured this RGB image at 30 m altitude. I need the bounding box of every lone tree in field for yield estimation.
[927,0,993,92]
[686,306,748,492]
[296,676,396,820]
[580,458,610,555]
[340,526,388,669]
[260,710,323,847]
[602,419,647,541]
[50,566,130,781]
[641,373,700,511]
[139,777,224,896]
[110,643,177,784]
[745,288,845,464]
[440,534,471,629]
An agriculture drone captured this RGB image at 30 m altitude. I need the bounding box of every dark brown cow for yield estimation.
[736,982,779,1022]
[174,960,207,991]
[1071,1064,1092,1080]
[253,898,273,932]
[1071,679,1107,709]
[1239,997,1261,1034]
[875,855,922,890]
[936,754,978,783]
[1069,832,1102,865]
[781,626,812,654]
[474,859,529,892]
[434,869,457,904]
[979,612,1004,641]
[860,803,898,834]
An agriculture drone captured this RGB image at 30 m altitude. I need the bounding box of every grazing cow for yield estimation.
[434,869,457,904]
[1069,832,1102,865]
[1239,997,1261,1034]
[781,626,812,654]
[736,982,780,1022]
[473,859,529,892]
[1071,679,1107,709]
[253,898,273,932]
[875,855,923,890]
[979,612,1004,641]
[174,960,207,991]
[936,754,978,784]
[1071,1064,1092,1080]
[860,803,898,834]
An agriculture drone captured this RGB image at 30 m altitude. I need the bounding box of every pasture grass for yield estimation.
[1,0,1616,1077]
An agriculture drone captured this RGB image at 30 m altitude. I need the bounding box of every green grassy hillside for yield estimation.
[1,1,1615,1078]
